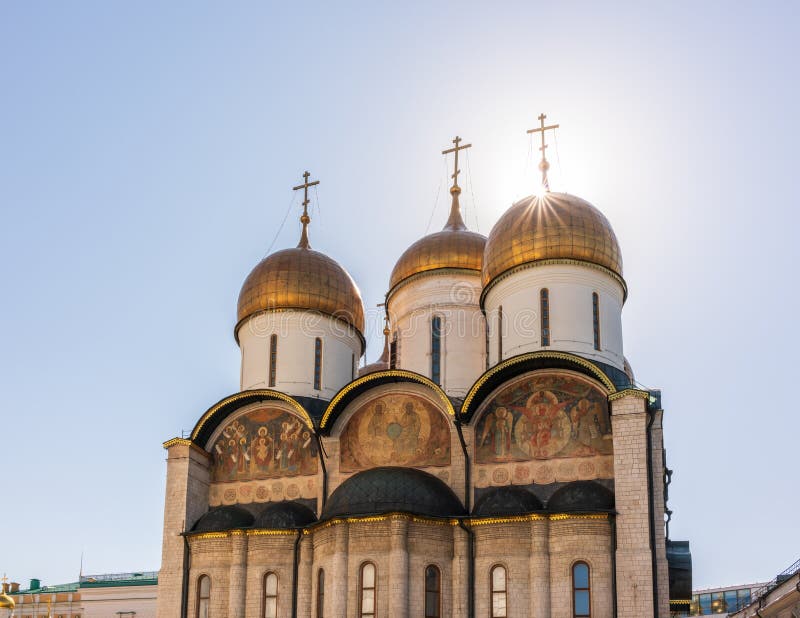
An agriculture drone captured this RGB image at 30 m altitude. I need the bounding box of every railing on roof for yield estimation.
[751,558,800,605]
[79,571,158,583]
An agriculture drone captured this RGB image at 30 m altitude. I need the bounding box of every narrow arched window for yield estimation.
[490,565,507,617]
[573,562,591,617]
[269,334,278,387]
[592,293,601,351]
[263,572,278,618]
[196,575,210,618]
[424,565,441,618]
[497,306,504,361]
[359,562,376,618]
[431,316,442,385]
[540,289,550,346]
[390,333,398,369]
[316,569,324,618]
[313,338,323,390]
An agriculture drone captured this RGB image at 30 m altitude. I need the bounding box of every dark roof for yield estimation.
[193,505,254,532]
[254,501,317,529]
[548,481,615,512]
[322,466,466,519]
[472,485,544,516]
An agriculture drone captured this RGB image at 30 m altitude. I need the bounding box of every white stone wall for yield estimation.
[387,272,486,398]
[238,311,362,399]
[483,263,625,370]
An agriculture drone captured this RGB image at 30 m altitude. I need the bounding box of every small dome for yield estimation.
[548,481,615,512]
[254,501,317,529]
[473,486,544,517]
[193,505,254,532]
[483,192,623,289]
[236,247,365,340]
[359,322,390,376]
[389,189,486,293]
[322,466,465,519]
[0,592,15,610]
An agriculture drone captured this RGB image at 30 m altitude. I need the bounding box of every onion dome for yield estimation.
[482,192,623,289]
[322,466,466,519]
[359,318,390,376]
[0,587,15,610]
[389,184,486,295]
[193,505,254,532]
[235,172,365,342]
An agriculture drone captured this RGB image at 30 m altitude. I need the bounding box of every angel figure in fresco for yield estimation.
[480,406,513,459]
[276,418,303,472]
[523,390,570,458]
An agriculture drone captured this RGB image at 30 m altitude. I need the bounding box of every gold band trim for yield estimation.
[607,388,650,402]
[320,369,455,429]
[461,351,616,415]
[192,389,313,442]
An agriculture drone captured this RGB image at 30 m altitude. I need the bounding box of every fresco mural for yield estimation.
[340,392,451,471]
[210,407,317,482]
[475,372,612,464]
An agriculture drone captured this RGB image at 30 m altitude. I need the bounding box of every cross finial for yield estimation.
[1,574,7,585]
[527,113,559,192]
[292,170,320,249]
[441,136,472,231]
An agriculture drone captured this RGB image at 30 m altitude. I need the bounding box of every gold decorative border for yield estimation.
[320,369,456,429]
[162,437,209,456]
[187,511,609,540]
[480,258,628,307]
[607,388,650,402]
[192,389,314,442]
[461,351,617,415]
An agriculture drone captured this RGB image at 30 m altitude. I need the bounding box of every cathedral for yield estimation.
[156,118,691,618]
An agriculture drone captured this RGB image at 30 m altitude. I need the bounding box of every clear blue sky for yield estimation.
[1,1,797,590]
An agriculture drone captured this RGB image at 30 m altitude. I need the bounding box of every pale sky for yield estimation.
[1,1,798,590]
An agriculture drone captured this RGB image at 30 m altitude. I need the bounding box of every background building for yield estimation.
[0,572,157,618]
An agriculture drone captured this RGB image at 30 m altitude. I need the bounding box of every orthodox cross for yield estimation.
[442,136,472,192]
[292,170,319,249]
[1,574,7,587]
[527,113,559,191]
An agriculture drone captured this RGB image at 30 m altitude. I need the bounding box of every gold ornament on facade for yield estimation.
[0,575,15,610]
[235,171,365,340]
[389,136,486,294]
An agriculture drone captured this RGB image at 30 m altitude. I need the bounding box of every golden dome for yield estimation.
[389,188,486,293]
[237,247,365,341]
[482,192,623,288]
[0,592,15,610]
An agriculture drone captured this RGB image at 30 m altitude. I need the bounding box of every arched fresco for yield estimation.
[475,371,612,464]
[210,407,318,482]
[339,392,451,472]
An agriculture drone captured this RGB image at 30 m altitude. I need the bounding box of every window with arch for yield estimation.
[572,562,591,617]
[390,333,398,369]
[431,316,442,385]
[540,288,550,346]
[497,306,504,361]
[262,572,278,618]
[316,569,324,618]
[313,338,323,390]
[490,565,507,618]
[359,562,376,618]
[269,334,278,387]
[196,575,210,618]
[424,565,441,618]
[591,293,601,351]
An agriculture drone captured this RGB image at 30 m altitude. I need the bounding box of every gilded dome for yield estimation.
[482,192,623,288]
[236,247,365,340]
[389,189,486,293]
[0,590,15,610]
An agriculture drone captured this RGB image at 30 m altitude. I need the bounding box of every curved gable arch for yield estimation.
[191,389,313,447]
[461,351,617,422]
[319,369,455,433]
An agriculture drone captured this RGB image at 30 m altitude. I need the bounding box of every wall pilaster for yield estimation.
[388,517,410,618]
[227,531,247,618]
[531,518,550,618]
[331,523,349,617]
[298,535,313,617]
[649,408,671,617]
